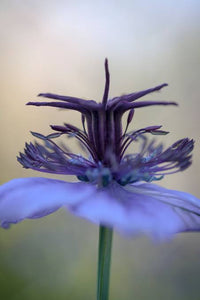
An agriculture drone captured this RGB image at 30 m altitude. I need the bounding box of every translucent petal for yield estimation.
[0,177,95,228]
[1,178,200,240]
[69,182,200,239]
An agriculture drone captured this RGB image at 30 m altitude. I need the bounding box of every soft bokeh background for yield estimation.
[0,1,200,299]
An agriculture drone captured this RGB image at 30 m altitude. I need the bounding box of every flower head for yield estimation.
[0,59,199,239]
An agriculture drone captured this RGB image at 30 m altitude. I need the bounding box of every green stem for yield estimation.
[97,225,113,300]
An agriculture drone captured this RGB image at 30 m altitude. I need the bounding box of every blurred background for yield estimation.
[0,0,200,299]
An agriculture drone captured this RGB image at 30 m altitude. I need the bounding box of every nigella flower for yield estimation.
[0,59,199,239]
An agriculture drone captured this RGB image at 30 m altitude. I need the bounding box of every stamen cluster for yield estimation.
[18,59,194,187]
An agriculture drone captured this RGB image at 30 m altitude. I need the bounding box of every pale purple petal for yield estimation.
[1,177,200,239]
[0,177,95,228]
[68,182,200,239]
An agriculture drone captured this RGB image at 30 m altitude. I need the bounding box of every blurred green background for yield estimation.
[0,1,200,299]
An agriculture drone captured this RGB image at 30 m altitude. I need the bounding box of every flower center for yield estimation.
[86,106,122,165]
[18,59,194,188]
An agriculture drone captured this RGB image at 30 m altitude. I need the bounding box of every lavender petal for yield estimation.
[69,182,200,239]
[0,177,95,228]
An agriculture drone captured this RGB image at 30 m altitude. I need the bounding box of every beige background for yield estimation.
[0,1,200,299]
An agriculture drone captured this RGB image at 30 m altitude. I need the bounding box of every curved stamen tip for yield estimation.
[102,58,110,107]
[160,83,168,88]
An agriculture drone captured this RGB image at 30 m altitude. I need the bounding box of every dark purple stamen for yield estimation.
[102,58,110,107]
[19,60,194,186]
